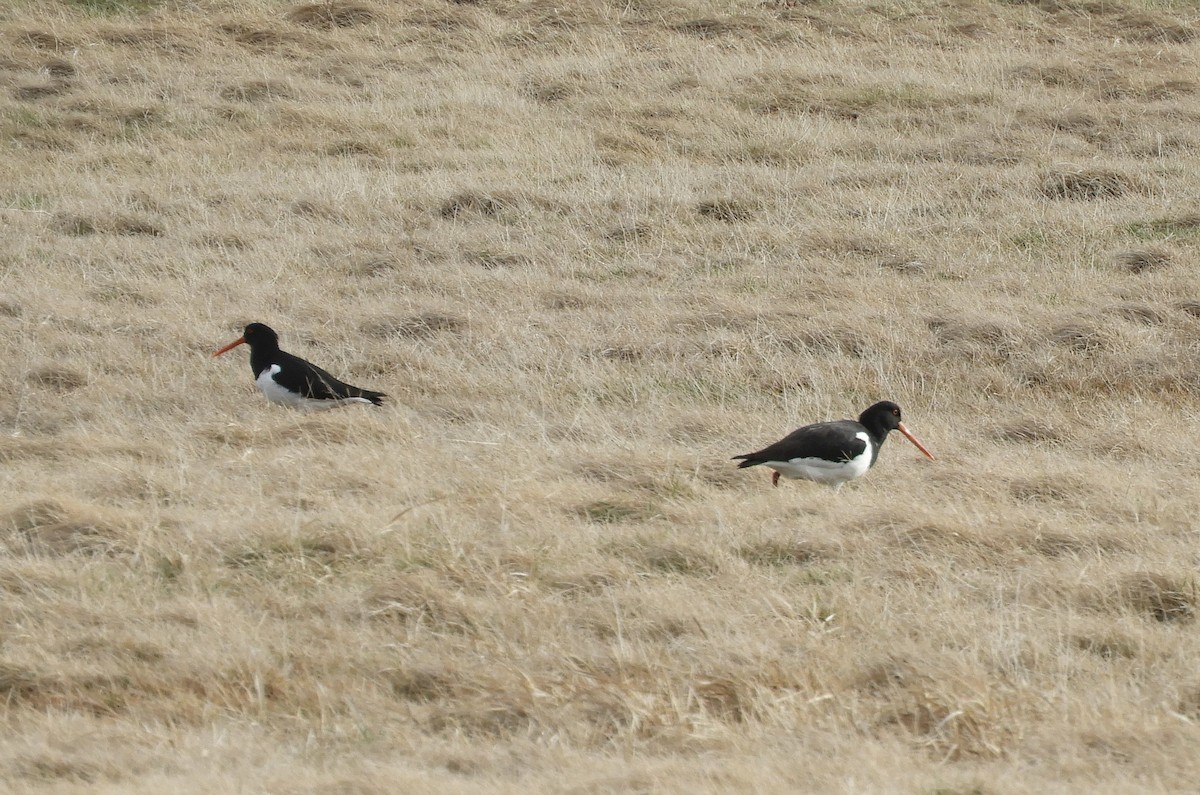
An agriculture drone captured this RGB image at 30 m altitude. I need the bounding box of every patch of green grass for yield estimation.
[154,555,185,582]
[578,500,648,524]
[3,107,49,129]
[739,78,983,120]
[1009,227,1060,252]
[794,566,854,586]
[690,258,746,277]
[605,539,719,576]
[838,84,987,118]
[633,374,753,407]
[65,0,163,14]
[738,539,822,567]
[646,476,694,500]
[4,192,51,212]
[737,144,797,165]
[928,787,986,795]
[222,536,350,573]
[1124,215,1200,241]
[391,131,418,149]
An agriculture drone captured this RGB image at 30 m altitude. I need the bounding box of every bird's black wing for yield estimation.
[277,352,387,405]
[733,420,866,467]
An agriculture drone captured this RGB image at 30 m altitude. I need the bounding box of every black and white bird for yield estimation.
[212,322,386,411]
[733,401,934,489]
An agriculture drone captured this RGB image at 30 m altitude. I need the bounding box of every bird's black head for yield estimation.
[858,401,904,435]
[212,322,281,358]
[242,323,280,349]
[857,400,936,461]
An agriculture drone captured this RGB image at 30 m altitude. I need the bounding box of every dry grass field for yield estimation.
[2,0,1200,791]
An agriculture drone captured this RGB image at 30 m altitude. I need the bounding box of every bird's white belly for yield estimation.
[256,365,304,407]
[255,365,366,412]
[768,432,873,487]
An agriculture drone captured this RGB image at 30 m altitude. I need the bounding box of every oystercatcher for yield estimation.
[212,322,386,411]
[733,401,934,489]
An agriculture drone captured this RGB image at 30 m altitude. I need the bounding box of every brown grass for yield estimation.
[2,0,1200,791]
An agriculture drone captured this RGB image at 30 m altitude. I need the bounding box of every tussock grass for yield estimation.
[2,0,1200,791]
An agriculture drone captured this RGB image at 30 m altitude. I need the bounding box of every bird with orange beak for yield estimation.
[733,401,934,489]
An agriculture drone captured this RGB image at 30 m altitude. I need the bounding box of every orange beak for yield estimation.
[212,336,246,358]
[897,422,935,461]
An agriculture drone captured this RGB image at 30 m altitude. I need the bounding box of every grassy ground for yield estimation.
[2,0,1200,791]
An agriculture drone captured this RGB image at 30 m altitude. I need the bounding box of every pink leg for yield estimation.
[771,471,780,487]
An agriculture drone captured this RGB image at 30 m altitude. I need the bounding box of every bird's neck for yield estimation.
[248,344,281,374]
[861,421,890,447]
[862,424,888,466]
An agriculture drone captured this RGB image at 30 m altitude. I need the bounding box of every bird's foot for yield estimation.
[771,471,780,487]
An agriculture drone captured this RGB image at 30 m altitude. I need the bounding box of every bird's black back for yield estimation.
[252,347,386,405]
[733,419,873,468]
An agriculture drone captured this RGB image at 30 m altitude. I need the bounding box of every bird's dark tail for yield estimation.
[357,390,386,406]
[732,455,760,469]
